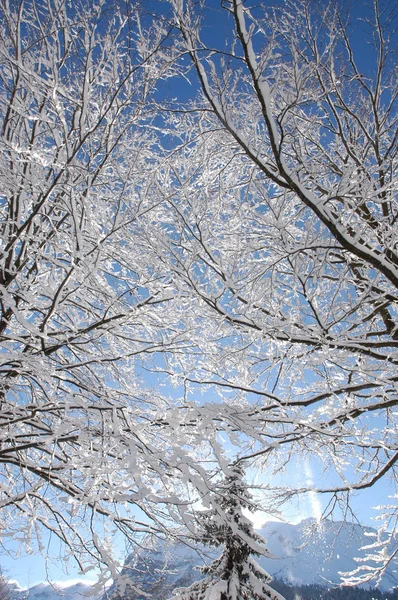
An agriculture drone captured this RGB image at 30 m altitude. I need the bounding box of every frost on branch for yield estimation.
[340,496,398,588]
[1,0,398,590]
[159,0,398,587]
[0,0,190,580]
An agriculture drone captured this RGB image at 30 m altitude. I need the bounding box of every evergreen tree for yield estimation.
[168,464,284,600]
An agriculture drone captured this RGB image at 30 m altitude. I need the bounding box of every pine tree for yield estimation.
[168,464,284,600]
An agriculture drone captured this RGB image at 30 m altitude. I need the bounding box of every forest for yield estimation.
[271,579,398,600]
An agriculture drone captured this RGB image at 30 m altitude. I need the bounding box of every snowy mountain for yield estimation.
[106,541,202,600]
[8,580,104,600]
[258,518,398,590]
[8,519,397,600]
[107,518,397,598]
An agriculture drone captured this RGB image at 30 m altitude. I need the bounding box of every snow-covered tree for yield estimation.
[148,0,398,586]
[168,464,283,600]
[0,0,198,582]
[1,0,397,589]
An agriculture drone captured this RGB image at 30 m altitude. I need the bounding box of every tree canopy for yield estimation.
[0,0,396,591]
[156,0,398,586]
